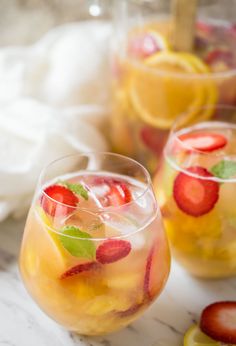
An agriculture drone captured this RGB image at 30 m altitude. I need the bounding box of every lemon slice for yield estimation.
[179,53,218,122]
[35,206,67,271]
[184,325,222,346]
[178,53,211,73]
[129,51,216,129]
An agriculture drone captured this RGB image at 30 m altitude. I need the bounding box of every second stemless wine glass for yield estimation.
[110,0,236,173]
[19,152,170,335]
[154,105,236,278]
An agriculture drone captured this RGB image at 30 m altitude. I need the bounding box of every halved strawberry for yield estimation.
[88,177,132,207]
[96,239,131,264]
[128,33,161,59]
[173,166,219,217]
[178,132,227,152]
[60,261,99,279]
[200,301,236,344]
[140,126,168,156]
[41,185,78,217]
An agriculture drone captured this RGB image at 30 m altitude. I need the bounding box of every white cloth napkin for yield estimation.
[0,20,112,221]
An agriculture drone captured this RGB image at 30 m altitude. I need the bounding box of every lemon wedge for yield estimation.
[35,206,67,271]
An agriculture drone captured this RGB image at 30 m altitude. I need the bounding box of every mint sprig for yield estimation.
[59,181,88,200]
[211,160,236,180]
[59,226,95,259]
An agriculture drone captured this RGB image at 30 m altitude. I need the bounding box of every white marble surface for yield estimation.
[0,216,235,346]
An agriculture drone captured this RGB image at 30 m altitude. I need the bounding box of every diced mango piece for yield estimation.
[86,295,131,316]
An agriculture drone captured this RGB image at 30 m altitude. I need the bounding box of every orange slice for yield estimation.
[129,51,217,129]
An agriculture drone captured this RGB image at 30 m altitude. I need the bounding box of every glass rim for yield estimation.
[37,151,158,241]
[35,207,159,241]
[130,58,236,79]
[38,151,153,212]
[165,104,236,183]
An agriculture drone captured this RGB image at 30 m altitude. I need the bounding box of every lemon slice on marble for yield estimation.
[184,325,222,346]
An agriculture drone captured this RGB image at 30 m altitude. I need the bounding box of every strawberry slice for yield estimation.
[60,261,99,279]
[200,301,236,344]
[128,33,161,59]
[107,182,132,207]
[228,24,236,38]
[143,246,154,299]
[178,132,227,152]
[96,239,131,264]
[140,126,168,155]
[197,21,214,35]
[204,49,235,70]
[88,177,132,207]
[173,166,220,217]
[41,185,78,217]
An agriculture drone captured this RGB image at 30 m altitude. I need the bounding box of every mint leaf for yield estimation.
[60,181,88,200]
[211,160,236,179]
[59,226,95,259]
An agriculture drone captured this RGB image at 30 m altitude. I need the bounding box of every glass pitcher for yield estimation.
[110,0,236,173]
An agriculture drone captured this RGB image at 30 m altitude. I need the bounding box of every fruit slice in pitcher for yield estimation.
[130,52,206,129]
[128,31,170,59]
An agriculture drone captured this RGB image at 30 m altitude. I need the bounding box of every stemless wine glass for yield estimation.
[154,105,236,278]
[19,152,170,335]
[110,0,236,173]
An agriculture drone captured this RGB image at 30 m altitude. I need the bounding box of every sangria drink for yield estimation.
[19,153,170,335]
[154,106,236,278]
[111,0,236,173]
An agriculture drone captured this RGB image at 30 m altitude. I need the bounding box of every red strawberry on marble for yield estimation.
[200,301,236,344]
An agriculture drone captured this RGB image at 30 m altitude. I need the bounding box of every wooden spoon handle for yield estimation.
[171,0,198,52]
